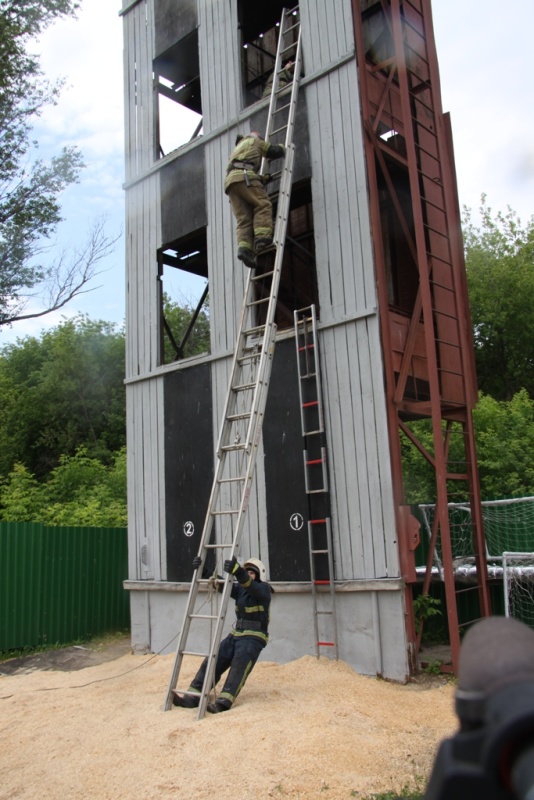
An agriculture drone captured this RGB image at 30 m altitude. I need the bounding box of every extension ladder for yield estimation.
[294,306,338,659]
[163,6,303,719]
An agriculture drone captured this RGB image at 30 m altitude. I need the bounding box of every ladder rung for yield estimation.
[204,543,233,549]
[242,325,266,336]
[310,519,328,525]
[252,270,275,281]
[217,476,246,484]
[232,381,256,391]
[189,613,218,620]
[273,102,291,115]
[307,488,328,495]
[302,400,319,408]
[211,508,240,515]
[271,124,288,137]
[312,550,330,556]
[220,443,247,452]
[298,344,315,352]
[282,22,300,36]
[226,412,251,421]
[247,296,270,308]
[317,642,336,647]
[306,458,324,466]
[181,650,210,658]
[303,428,323,436]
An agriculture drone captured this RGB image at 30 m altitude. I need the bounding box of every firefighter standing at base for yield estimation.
[224,131,285,269]
[172,556,272,713]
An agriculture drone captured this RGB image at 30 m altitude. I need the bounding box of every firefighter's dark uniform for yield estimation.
[186,561,271,711]
[224,134,285,266]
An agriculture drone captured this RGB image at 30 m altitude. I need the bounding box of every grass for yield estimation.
[0,629,130,664]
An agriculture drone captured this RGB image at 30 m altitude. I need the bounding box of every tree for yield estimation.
[463,197,534,400]
[0,315,126,479]
[400,390,534,504]
[472,390,534,500]
[0,0,118,327]
[0,447,127,526]
[162,291,211,363]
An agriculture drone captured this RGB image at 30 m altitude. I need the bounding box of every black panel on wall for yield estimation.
[263,337,310,581]
[246,101,311,183]
[154,0,197,59]
[161,147,207,245]
[164,364,213,582]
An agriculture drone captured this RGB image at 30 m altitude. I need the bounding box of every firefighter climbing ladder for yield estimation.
[294,306,338,659]
[163,6,302,719]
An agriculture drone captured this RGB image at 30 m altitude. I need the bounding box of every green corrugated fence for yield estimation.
[0,522,130,652]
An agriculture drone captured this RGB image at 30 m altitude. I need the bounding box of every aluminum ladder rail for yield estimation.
[262,5,302,171]
[294,306,338,659]
[163,10,302,719]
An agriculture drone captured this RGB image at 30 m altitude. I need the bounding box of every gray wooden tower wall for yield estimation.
[121,0,409,681]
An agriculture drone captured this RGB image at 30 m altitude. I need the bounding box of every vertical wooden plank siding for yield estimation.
[308,63,376,325]
[198,0,240,134]
[300,0,354,75]
[126,376,165,581]
[320,322,399,581]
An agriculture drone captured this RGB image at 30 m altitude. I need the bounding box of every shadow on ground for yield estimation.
[0,637,132,676]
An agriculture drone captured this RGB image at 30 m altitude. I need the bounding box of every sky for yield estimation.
[1,0,533,346]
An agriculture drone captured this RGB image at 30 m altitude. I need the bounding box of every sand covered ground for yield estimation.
[0,639,457,799]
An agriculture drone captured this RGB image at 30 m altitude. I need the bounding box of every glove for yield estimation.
[261,173,272,185]
[223,556,239,575]
[192,556,202,571]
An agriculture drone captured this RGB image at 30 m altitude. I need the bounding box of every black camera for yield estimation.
[424,616,534,800]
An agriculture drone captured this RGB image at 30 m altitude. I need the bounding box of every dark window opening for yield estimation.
[238,1,298,106]
[154,30,203,158]
[361,1,394,73]
[255,181,318,331]
[377,156,419,314]
[158,229,210,364]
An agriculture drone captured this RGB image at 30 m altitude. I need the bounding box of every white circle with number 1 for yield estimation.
[290,513,304,531]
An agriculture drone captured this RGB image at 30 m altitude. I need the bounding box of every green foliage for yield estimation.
[472,390,534,498]
[0,0,84,324]
[162,292,210,363]
[422,661,442,676]
[400,420,435,504]
[0,315,125,479]
[463,197,534,400]
[401,390,534,503]
[413,594,442,636]
[354,784,423,800]
[0,447,127,526]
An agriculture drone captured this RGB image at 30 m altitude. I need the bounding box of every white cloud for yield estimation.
[433,0,534,222]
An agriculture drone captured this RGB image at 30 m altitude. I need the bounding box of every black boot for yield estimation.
[172,691,200,708]
[254,237,273,254]
[237,247,256,268]
[207,698,232,714]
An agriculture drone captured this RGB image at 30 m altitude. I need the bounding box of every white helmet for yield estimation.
[243,558,267,582]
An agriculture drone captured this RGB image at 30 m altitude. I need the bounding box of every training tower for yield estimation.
[121,0,490,679]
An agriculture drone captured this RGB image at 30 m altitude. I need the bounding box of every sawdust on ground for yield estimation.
[0,638,457,800]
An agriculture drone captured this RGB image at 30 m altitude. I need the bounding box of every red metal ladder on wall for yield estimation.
[352,0,491,672]
[294,305,338,659]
